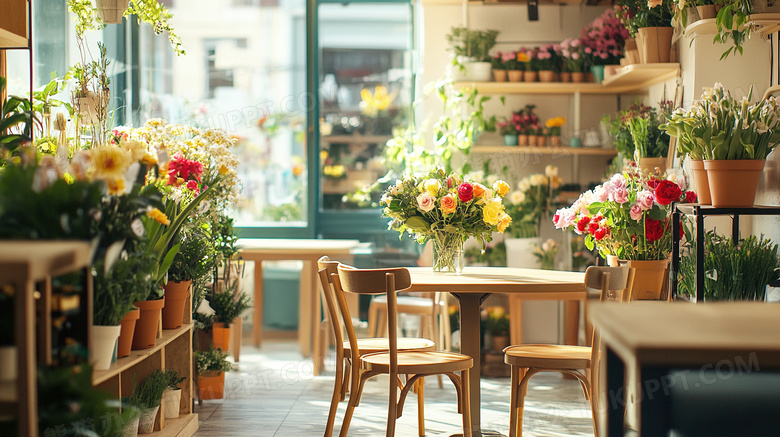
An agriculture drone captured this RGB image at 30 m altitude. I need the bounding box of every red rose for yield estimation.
[654,180,682,206]
[457,183,474,202]
[553,213,560,227]
[576,216,591,233]
[684,191,697,204]
[594,227,609,241]
[645,218,664,242]
[646,178,660,189]
[587,221,600,235]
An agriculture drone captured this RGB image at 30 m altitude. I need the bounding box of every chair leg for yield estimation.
[339,370,366,437]
[461,368,472,437]
[509,365,519,437]
[417,378,425,437]
[325,352,345,437]
[387,371,399,437]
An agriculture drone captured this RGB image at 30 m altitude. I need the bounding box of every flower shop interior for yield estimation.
[2,0,780,436]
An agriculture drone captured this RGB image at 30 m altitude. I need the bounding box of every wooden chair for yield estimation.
[334,264,473,437]
[317,256,436,437]
[503,266,635,437]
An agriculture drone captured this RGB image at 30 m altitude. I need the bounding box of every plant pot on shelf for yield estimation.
[161,280,191,329]
[91,325,121,370]
[571,72,585,83]
[696,4,716,19]
[703,159,766,207]
[590,65,605,84]
[464,61,493,82]
[0,346,17,381]
[550,136,561,147]
[624,38,640,64]
[117,307,140,358]
[624,259,668,300]
[198,371,226,400]
[527,134,538,146]
[538,70,555,82]
[137,406,159,434]
[689,159,712,205]
[503,135,518,146]
[162,388,182,419]
[492,335,510,352]
[493,70,507,82]
[212,322,231,351]
[507,70,523,82]
[637,27,674,63]
[96,0,129,24]
[518,134,529,146]
[523,71,538,82]
[638,157,667,176]
[132,297,165,350]
[560,72,572,82]
[537,135,547,147]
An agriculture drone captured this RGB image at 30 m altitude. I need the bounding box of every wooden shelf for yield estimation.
[601,63,680,89]
[473,145,619,156]
[147,413,198,437]
[0,28,27,49]
[685,14,780,38]
[0,241,93,282]
[92,324,193,386]
[0,0,29,49]
[321,134,392,144]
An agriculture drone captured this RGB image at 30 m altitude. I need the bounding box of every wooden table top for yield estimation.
[0,241,93,281]
[590,301,780,367]
[406,267,586,294]
[237,238,367,255]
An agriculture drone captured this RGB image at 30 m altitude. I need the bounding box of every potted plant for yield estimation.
[678,232,779,301]
[512,104,540,146]
[128,371,169,434]
[536,44,560,82]
[533,238,560,270]
[545,116,566,147]
[497,118,520,146]
[483,306,510,352]
[193,312,216,351]
[619,0,674,63]
[206,285,251,351]
[0,285,15,382]
[504,51,524,82]
[160,369,186,419]
[0,77,33,161]
[163,225,216,329]
[662,83,780,207]
[490,52,507,82]
[195,347,233,400]
[518,48,538,82]
[553,165,697,299]
[559,38,586,82]
[603,102,671,174]
[446,26,499,82]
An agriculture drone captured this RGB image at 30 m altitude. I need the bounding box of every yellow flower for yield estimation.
[497,212,512,233]
[440,193,458,215]
[545,117,565,128]
[141,152,158,166]
[105,177,126,195]
[472,183,487,198]
[218,164,230,175]
[92,146,131,179]
[122,139,147,162]
[360,85,396,117]
[482,199,503,226]
[517,52,530,62]
[147,208,170,226]
[492,180,510,197]
[424,179,441,196]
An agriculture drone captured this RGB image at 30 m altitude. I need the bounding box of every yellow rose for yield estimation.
[440,193,458,215]
[424,179,441,196]
[497,212,512,233]
[492,180,510,197]
[482,199,502,226]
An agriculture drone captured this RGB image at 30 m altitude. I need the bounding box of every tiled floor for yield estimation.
[194,340,595,436]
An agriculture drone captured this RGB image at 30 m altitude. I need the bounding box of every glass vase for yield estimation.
[432,232,464,274]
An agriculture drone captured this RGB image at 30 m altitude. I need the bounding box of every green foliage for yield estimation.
[168,224,217,282]
[604,102,671,160]
[464,241,506,266]
[212,214,240,264]
[128,370,169,409]
[37,363,140,437]
[195,347,233,375]
[93,251,158,326]
[630,0,674,28]
[0,77,33,160]
[446,27,499,62]
[714,0,752,59]
[679,231,780,301]
[161,369,186,390]
[193,311,215,332]
[206,286,251,324]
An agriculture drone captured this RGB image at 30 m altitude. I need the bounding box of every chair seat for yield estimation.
[362,350,473,374]
[344,337,436,357]
[504,344,591,369]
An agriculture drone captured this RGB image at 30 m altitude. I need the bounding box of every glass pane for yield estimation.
[140,0,308,227]
[318,2,412,211]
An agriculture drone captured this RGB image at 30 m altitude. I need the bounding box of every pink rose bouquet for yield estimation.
[553,165,696,261]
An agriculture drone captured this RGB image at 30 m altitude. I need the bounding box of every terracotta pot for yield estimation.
[689,159,711,205]
[507,70,523,82]
[637,27,674,63]
[161,280,191,329]
[550,136,561,147]
[697,4,716,19]
[538,70,555,82]
[560,72,572,82]
[537,135,547,147]
[571,72,585,83]
[493,69,507,82]
[527,135,538,146]
[198,371,226,400]
[518,134,529,146]
[212,322,231,351]
[625,259,668,300]
[704,159,766,207]
[117,308,140,358]
[523,71,538,82]
[638,157,667,176]
[635,31,646,64]
[587,72,595,82]
[132,298,165,350]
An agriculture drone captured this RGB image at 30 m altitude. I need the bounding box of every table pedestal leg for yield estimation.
[605,346,626,437]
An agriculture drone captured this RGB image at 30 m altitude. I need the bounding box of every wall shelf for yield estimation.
[600,63,680,90]
[321,134,392,144]
[685,14,780,38]
[0,0,29,49]
[473,145,619,156]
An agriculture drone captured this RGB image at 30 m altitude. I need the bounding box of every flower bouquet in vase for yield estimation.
[382,168,512,273]
[553,165,696,299]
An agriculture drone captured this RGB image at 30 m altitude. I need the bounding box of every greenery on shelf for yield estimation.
[206,285,251,324]
[678,230,780,301]
[603,102,671,160]
[445,27,499,62]
[128,370,169,409]
[0,77,33,161]
[93,251,157,326]
[168,224,217,283]
[195,347,233,375]
[162,369,186,390]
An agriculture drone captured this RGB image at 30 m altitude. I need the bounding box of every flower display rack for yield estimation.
[671,204,780,302]
[472,145,618,156]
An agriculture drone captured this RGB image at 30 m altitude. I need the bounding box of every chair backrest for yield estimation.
[317,256,346,354]
[584,266,635,303]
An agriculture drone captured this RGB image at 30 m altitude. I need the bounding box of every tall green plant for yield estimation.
[0,77,33,159]
[445,27,499,62]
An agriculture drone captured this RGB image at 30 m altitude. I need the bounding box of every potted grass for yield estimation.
[206,285,251,352]
[445,26,499,82]
[195,347,233,400]
[160,369,186,419]
[128,371,169,434]
[163,226,216,329]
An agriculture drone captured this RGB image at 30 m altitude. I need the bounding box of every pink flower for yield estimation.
[594,185,609,202]
[553,208,577,229]
[612,187,629,204]
[636,190,654,210]
[416,193,436,212]
[630,204,643,221]
[572,52,580,60]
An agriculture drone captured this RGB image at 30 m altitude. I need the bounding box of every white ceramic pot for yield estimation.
[138,406,160,434]
[0,346,17,381]
[161,388,182,419]
[464,61,493,82]
[504,237,541,268]
[91,325,121,371]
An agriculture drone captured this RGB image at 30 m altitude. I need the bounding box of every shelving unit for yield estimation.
[0,0,29,49]
[670,204,780,302]
[685,14,780,39]
[473,145,618,156]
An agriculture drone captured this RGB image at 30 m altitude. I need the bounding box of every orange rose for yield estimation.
[472,183,487,198]
[440,193,458,215]
[497,212,512,233]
